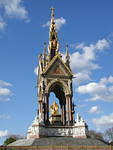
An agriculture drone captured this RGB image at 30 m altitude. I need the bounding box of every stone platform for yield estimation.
[8,137,109,147]
[27,114,88,139]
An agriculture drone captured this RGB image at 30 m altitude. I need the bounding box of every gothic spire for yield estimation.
[48,7,59,60]
[43,42,47,68]
[51,7,55,18]
[66,44,69,58]
[65,44,70,67]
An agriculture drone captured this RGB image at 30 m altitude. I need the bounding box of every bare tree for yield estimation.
[88,130,104,140]
[104,127,113,143]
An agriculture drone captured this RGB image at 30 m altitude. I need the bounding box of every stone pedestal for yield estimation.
[49,114,61,125]
[27,114,88,139]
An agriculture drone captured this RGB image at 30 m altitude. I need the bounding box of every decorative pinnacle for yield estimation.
[44,42,47,56]
[66,44,68,48]
[50,7,55,17]
[44,42,46,48]
[66,44,69,57]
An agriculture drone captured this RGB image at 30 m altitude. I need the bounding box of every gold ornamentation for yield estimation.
[50,101,59,115]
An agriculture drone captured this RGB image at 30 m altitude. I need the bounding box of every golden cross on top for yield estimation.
[50,7,55,17]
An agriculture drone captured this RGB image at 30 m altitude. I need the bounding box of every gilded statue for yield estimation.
[50,101,59,115]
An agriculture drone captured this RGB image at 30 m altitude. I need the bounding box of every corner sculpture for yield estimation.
[27,8,88,139]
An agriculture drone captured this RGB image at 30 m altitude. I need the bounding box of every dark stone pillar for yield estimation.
[66,95,69,125]
[44,93,49,124]
[64,103,66,125]
[62,103,66,125]
[38,99,41,114]
[60,104,63,124]
[38,99,43,119]
[66,94,72,125]
[68,96,73,123]
[46,93,49,123]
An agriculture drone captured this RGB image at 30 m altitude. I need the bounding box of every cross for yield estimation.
[50,7,55,17]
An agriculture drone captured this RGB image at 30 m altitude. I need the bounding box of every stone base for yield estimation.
[41,125,87,138]
[27,114,88,139]
[27,124,88,139]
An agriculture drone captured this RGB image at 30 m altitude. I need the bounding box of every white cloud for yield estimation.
[0,114,11,119]
[0,16,6,29]
[0,130,9,137]
[0,21,6,29]
[70,39,110,84]
[0,80,12,87]
[88,106,101,114]
[0,88,12,96]
[0,0,29,28]
[0,80,13,101]
[55,17,66,30]
[0,97,10,101]
[42,21,49,28]
[100,76,113,84]
[34,66,38,76]
[92,113,113,129]
[73,73,91,85]
[95,39,110,50]
[43,17,66,30]
[76,76,113,102]
[77,104,88,108]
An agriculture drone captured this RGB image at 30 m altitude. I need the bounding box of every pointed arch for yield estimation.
[46,79,69,95]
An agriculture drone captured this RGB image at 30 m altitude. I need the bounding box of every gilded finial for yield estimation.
[50,7,55,17]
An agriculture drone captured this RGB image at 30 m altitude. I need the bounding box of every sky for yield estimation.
[0,0,113,145]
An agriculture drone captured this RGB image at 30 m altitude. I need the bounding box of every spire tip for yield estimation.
[50,7,55,17]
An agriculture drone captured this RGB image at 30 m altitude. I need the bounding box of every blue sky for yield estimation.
[0,0,113,144]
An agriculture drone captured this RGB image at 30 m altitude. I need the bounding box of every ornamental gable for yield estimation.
[42,55,72,77]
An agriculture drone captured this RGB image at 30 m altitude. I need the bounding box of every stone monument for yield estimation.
[27,8,88,139]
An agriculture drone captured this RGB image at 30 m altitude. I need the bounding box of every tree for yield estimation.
[4,134,24,145]
[104,127,113,143]
[4,137,17,145]
[88,130,104,141]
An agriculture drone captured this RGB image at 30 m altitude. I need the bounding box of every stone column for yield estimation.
[44,93,49,124]
[66,94,72,125]
[66,95,70,125]
[60,104,63,124]
[38,99,42,119]
[46,93,49,123]
[38,99,41,114]
[62,103,66,125]
[42,95,46,123]
[64,103,66,125]
[68,96,73,123]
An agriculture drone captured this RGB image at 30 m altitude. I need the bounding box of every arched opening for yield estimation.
[48,82,66,125]
[49,92,60,116]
